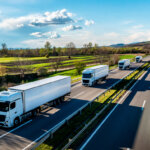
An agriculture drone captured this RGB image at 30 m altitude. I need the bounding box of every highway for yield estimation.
[0,56,149,150]
[133,69,150,150]
[80,59,150,150]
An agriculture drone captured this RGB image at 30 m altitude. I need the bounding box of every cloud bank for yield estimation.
[0,9,74,30]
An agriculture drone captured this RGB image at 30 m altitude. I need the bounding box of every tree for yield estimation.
[75,61,86,75]
[45,41,52,58]
[0,64,7,85]
[87,42,92,48]
[1,43,8,56]
[34,67,48,76]
[15,55,32,78]
[57,47,62,56]
[51,57,63,72]
[143,44,150,54]
[52,46,58,56]
[66,42,76,59]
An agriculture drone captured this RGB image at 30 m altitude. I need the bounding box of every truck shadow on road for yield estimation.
[0,98,90,149]
[0,69,149,150]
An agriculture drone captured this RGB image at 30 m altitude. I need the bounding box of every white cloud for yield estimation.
[132,25,144,29]
[30,31,60,39]
[62,25,82,31]
[22,28,150,48]
[30,32,42,38]
[0,15,36,30]
[85,20,95,26]
[30,9,73,27]
[16,24,24,28]
[0,9,74,30]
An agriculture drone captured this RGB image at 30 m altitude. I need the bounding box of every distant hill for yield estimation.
[126,41,150,47]
[110,43,125,47]
[110,41,150,48]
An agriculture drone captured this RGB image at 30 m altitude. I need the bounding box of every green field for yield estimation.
[119,54,137,60]
[0,54,144,74]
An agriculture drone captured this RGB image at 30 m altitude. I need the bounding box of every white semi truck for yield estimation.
[135,56,142,63]
[118,59,130,70]
[82,65,109,86]
[0,76,71,128]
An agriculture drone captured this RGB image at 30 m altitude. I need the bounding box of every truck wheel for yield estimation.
[32,110,37,117]
[14,118,20,127]
[91,81,95,86]
[60,96,64,102]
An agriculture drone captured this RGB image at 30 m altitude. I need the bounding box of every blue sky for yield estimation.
[0,0,150,48]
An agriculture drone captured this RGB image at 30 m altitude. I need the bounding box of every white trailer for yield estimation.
[118,59,130,70]
[136,56,142,63]
[0,76,71,128]
[82,65,109,86]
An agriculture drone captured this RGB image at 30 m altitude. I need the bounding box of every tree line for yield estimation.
[1,41,148,58]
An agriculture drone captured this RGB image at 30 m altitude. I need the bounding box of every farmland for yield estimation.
[0,54,144,75]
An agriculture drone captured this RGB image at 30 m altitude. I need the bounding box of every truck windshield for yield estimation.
[0,102,9,112]
[119,62,124,66]
[82,73,92,78]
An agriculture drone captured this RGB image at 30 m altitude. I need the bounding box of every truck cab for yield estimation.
[118,59,130,70]
[0,91,22,128]
[82,69,94,86]
[136,56,142,63]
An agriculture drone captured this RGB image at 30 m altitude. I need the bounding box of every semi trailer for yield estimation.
[0,76,71,128]
[82,65,109,86]
[136,56,142,63]
[118,59,130,70]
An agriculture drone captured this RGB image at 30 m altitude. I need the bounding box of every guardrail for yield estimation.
[62,63,148,149]
[30,63,144,150]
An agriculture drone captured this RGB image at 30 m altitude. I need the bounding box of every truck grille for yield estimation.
[83,80,89,83]
[0,115,5,122]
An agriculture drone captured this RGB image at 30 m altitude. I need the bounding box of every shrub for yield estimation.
[34,67,48,76]
[74,62,86,75]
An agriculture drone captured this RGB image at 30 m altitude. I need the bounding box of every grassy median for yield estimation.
[36,62,149,150]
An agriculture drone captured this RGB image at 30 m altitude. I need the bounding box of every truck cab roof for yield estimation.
[136,56,142,58]
[119,59,130,63]
[0,91,21,102]
[82,65,108,74]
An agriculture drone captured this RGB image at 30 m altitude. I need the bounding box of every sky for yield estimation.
[0,0,150,48]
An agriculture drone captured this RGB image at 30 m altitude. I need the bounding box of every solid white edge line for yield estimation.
[80,67,147,150]
[0,119,32,139]
[73,91,85,98]
[142,100,146,111]
[22,63,144,150]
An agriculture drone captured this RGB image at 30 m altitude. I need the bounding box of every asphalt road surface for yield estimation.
[0,56,150,150]
[80,58,150,150]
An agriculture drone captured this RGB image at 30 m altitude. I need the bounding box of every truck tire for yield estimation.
[91,81,95,86]
[32,110,37,117]
[60,96,64,102]
[14,118,20,127]
[102,76,106,81]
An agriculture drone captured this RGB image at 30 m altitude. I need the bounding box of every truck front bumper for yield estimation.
[0,122,10,128]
